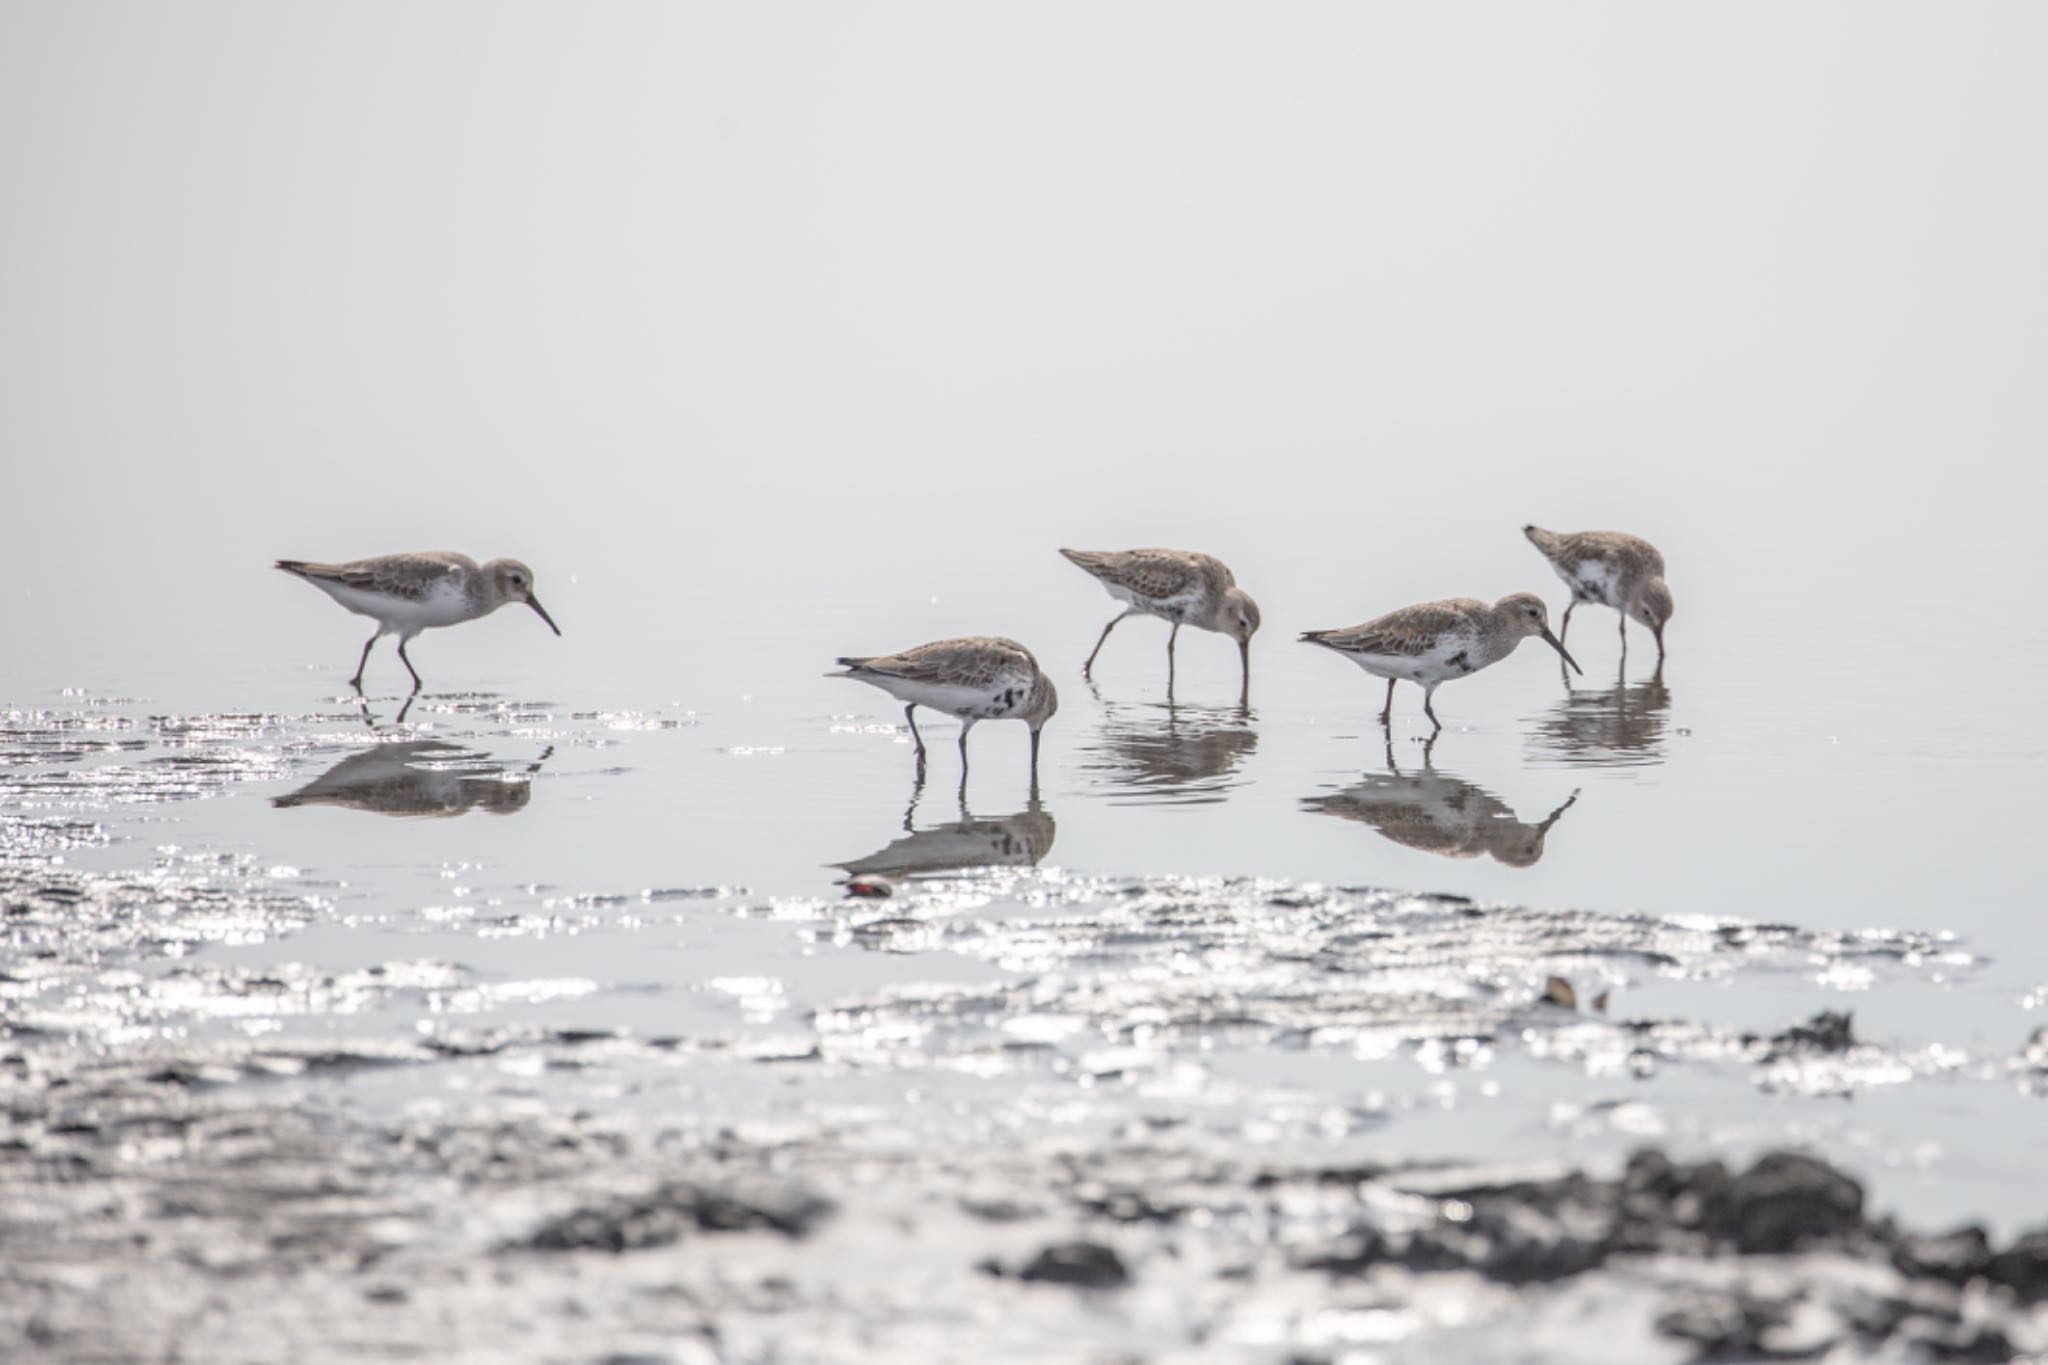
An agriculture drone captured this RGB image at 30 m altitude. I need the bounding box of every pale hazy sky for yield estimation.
[4,4,2044,684]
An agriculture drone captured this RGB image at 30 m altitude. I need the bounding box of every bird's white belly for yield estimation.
[1347,637,1487,685]
[1566,560,1624,607]
[868,677,1023,720]
[320,580,475,632]
[1105,582,1197,621]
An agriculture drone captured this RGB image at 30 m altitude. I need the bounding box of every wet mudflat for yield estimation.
[4,693,2046,1362]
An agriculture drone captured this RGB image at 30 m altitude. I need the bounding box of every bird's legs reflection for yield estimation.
[902,765,929,832]
[352,690,419,731]
[1383,728,1442,772]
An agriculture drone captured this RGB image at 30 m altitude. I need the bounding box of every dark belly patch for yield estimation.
[1448,651,1472,674]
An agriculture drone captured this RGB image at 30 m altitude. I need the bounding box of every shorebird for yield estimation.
[829,636,1058,782]
[1522,526,1673,659]
[1058,548,1261,698]
[277,552,561,691]
[1300,593,1581,731]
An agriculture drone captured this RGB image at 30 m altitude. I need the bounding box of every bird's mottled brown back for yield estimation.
[1060,548,1230,604]
[1304,599,1488,658]
[1537,530,1664,579]
[841,636,1041,689]
[277,552,478,602]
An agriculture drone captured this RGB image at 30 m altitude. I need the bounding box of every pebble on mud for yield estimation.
[1763,1009,1856,1055]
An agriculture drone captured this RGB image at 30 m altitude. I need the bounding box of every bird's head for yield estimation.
[484,558,562,635]
[1498,592,1581,675]
[1630,578,1674,646]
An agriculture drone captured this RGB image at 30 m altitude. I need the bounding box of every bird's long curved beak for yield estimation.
[1540,627,1581,675]
[527,595,562,636]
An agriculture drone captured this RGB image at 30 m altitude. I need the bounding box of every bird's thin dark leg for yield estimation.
[1166,623,1180,697]
[903,705,926,759]
[1379,677,1396,725]
[1082,612,1132,677]
[396,639,424,693]
[350,633,379,690]
[1617,610,1628,663]
[1558,602,1576,645]
[1423,686,1442,733]
[394,695,415,726]
[1029,726,1042,787]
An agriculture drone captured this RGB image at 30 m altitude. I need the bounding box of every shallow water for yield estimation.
[7,510,2048,1359]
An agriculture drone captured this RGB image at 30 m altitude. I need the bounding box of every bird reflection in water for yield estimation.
[1078,693,1259,805]
[272,741,550,818]
[835,777,1056,880]
[1304,738,1578,867]
[1530,659,1672,766]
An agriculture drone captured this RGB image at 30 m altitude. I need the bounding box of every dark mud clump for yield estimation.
[518,1181,833,1252]
[1288,1146,2044,1360]
[1014,1241,1130,1288]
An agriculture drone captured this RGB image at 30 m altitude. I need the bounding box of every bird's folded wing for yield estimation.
[1313,605,1471,657]
[297,555,465,601]
[856,639,1030,688]
[1095,551,1200,601]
